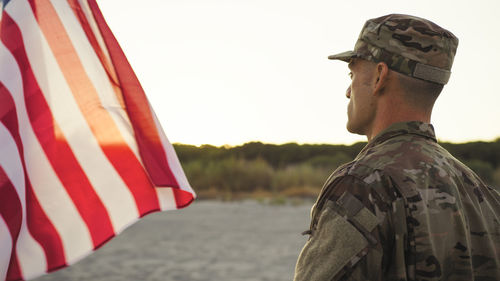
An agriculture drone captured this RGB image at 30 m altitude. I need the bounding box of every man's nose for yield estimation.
[346,86,351,99]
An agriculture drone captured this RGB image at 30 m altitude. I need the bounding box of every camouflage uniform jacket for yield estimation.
[294,121,500,281]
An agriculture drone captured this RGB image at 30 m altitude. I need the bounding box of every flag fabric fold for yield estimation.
[0,0,196,280]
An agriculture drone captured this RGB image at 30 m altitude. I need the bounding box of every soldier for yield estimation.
[294,14,500,281]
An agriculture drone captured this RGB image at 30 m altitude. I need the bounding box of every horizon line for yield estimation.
[172,136,500,148]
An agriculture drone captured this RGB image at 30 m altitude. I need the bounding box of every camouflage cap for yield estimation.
[328,14,459,85]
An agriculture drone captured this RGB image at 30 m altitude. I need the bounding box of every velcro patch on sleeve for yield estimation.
[338,191,379,232]
[294,200,371,280]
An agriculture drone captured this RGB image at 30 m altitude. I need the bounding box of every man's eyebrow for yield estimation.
[347,61,354,69]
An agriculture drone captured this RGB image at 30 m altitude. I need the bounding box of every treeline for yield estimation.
[173,139,500,199]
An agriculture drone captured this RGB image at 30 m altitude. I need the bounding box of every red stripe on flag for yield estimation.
[87,0,181,188]
[0,167,23,281]
[27,0,161,216]
[101,146,162,216]
[172,188,196,209]
[6,253,21,281]
[0,13,115,248]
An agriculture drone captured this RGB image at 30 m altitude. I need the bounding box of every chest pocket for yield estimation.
[294,192,380,281]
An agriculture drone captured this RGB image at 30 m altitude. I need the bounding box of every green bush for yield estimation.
[176,140,499,200]
[271,164,331,192]
[306,152,351,170]
[182,157,274,193]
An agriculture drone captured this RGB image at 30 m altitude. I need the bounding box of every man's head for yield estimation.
[329,14,459,139]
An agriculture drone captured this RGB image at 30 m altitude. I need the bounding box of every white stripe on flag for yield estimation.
[15,226,47,280]
[51,0,139,158]
[0,35,93,267]
[8,0,140,233]
[155,188,178,211]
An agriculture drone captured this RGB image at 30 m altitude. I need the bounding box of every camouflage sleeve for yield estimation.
[294,175,393,281]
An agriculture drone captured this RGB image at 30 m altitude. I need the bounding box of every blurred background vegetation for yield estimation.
[174,139,500,201]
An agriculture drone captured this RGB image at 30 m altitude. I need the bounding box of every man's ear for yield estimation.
[373,62,389,96]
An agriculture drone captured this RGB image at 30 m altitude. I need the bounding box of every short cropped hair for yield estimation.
[395,72,444,111]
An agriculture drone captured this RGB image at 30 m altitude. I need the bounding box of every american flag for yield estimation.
[0,0,196,280]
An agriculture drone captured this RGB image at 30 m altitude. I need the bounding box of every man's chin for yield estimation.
[346,122,357,134]
[346,123,366,136]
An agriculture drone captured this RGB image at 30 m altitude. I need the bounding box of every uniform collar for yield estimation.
[358,121,437,155]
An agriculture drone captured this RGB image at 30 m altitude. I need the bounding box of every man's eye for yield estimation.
[348,72,353,79]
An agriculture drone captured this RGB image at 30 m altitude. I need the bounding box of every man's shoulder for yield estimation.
[345,136,483,198]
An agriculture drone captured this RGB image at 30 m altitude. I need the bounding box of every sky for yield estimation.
[97,0,500,146]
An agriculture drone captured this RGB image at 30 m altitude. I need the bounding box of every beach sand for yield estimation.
[34,200,312,281]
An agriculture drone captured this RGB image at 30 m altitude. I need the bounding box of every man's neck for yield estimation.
[364,87,433,142]
[366,112,431,142]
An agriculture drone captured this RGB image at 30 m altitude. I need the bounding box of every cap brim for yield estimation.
[327,50,357,62]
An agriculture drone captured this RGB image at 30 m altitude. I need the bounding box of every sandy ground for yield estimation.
[34,200,313,281]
